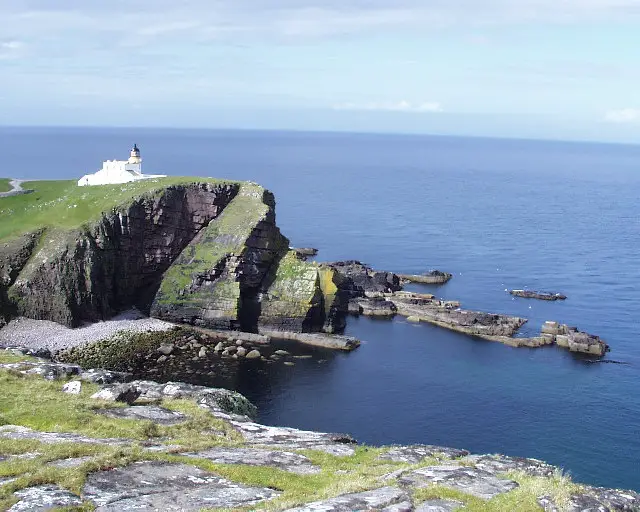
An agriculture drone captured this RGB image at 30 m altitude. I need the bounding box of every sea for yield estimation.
[1,126,639,491]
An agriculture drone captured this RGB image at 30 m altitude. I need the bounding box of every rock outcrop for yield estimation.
[510,290,567,301]
[541,321,609,356]
[149,184,347,333]
[398,270,453,285]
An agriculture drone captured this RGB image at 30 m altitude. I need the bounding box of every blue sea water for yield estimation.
[1,126,639,491]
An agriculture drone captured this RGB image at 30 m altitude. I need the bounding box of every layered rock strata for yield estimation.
[541,321,609,356]
[151,184,347,333]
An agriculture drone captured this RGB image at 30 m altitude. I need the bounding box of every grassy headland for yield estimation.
[0,177,237,242]
[0,179,11,194]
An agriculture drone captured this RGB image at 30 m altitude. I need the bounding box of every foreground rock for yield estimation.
[9,484,83,511]
[510,290,567,301]
[461,454,558,478]
[96,405,187,426]
[0,425,129,446]
[541,321,609,356]
[284,486,412,512]
[230,421,358,456]
[183,447,321,475]
[83,461,280,510]
[2,357,640,512]
[398,464,519,499]
[379,445,470,464]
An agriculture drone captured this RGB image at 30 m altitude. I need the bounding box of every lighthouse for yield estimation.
[77,144,166,186]
[128,144,142,165]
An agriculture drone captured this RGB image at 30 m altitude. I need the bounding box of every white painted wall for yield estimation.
[78,159,166,186]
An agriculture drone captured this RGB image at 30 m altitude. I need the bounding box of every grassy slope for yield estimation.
[0,179,10,194]
[0,353,583,511]
[0,177,237,242]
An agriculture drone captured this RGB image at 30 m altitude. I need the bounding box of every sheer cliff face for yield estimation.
[1,182,347,333]
[150,183,347,334]
[5,183,238,326]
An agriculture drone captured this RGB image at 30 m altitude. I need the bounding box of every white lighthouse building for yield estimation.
[77,144,166,186]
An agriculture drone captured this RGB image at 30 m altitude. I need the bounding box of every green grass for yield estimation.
[0,357,586,512]
[0,177,237,242]
[0,179,10,194]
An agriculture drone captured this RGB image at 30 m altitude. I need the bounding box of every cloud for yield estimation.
[605,109,640,123]
[3,1,640,48]
[333,101,443,113]
[0,39,24,59]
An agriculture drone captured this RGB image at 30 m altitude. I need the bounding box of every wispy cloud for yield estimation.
[0,40,24,60]
[3,1,640,47]
[333,101,443,113]
[605,108,640,123]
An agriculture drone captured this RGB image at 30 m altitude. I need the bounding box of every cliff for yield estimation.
[0,179,346,334]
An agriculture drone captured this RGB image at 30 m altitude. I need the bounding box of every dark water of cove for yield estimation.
[1,126,639,491]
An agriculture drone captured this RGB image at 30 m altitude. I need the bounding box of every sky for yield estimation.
[1,0,640,142]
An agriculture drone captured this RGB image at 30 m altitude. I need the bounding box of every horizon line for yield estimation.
[0,123,639,149]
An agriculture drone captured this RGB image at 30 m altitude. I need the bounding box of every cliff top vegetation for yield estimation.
[0,177,238,242]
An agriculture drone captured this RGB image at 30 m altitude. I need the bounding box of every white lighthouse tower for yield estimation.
[127,144,142,168]
[78,144,165,186]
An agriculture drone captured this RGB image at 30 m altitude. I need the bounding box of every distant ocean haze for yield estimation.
[1,126,639,491]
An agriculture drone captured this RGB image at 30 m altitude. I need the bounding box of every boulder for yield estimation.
[246,349,261,359]
[62,380,82,394]
[157,343,174,355]
[91,384,140,404]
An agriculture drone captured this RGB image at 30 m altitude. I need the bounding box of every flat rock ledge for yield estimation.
[182,447,321,475]
[284,486,412,512]
[398,464,520,499]
[96,405,188,426]
[230,420,358,456]
[379,445,470,463]
[83,461,280,511]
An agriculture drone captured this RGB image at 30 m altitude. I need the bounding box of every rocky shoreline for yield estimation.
[0,179,611,359]
[0,350,638,511]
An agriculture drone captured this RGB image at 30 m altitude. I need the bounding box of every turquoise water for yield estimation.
[1,127,639,491]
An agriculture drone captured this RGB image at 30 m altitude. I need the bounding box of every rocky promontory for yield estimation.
[0,180,347,336]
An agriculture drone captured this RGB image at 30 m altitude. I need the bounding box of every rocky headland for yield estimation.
[0,177,625,511]
[0,178,609,357]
